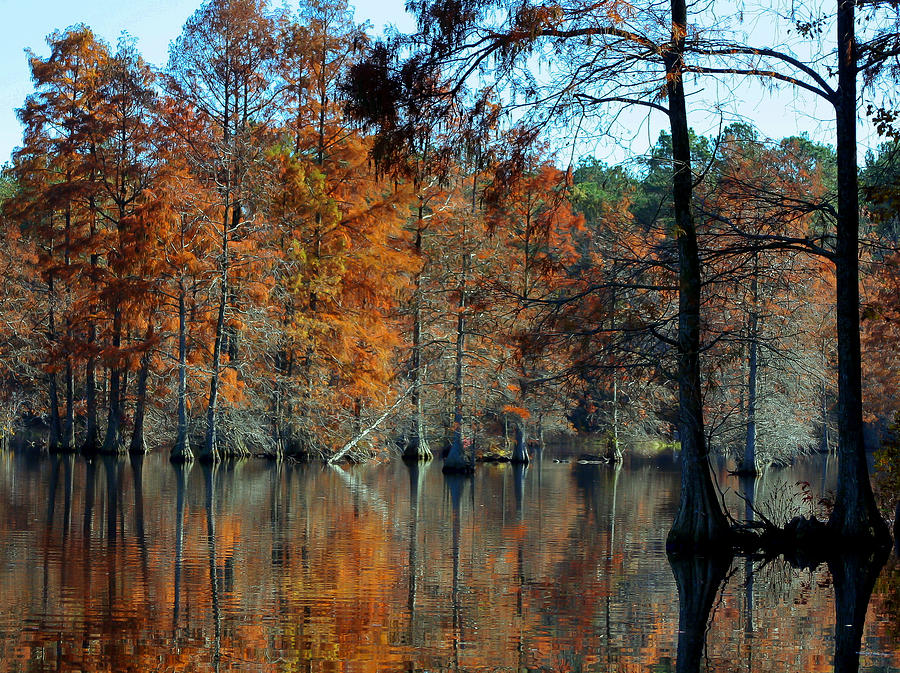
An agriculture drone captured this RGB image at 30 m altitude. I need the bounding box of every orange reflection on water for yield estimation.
[0,452,896,672]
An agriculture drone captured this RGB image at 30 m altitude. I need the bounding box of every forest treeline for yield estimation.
[0,0,899,537]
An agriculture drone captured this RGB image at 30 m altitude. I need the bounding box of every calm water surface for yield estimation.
[0,450,897,672]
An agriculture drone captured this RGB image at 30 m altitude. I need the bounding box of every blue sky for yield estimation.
[0,0,415,164]
[0,0,883,168]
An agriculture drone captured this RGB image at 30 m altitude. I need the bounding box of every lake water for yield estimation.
[0,450,897,672]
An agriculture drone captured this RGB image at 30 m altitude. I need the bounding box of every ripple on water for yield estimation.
[0,452,895,672]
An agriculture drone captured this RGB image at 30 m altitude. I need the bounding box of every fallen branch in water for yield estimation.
[328,384,415,465]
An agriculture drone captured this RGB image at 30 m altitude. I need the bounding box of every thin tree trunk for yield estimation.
[821,338,830,454]
[405,213,433,461]
[202,205,235,464]
[83,204,100,454]
[83,323,99,453]
[129,344,151,454]
[63,352,75,451]
[665,0,730,551]
[444,239,470,473]
[47,270,63,453]
[829,0,890,545]
[740,268,759,475]
[102,307,124,454]
[511,421,529,464]
[172,288,193,462]
[61,205,75,452]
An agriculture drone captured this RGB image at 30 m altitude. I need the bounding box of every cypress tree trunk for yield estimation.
[740,269,759,475]
[608,377,623,463]
[202,205,234,464]
[102,307,125,455]
[172,288,193,462]
[444,230,471,473]
[444,260,470,472]
[664,0,730,551]
[829,0,890,545]
[47,312,63,452]
[61,206,76,452]
[83,324,99,453]
[511,421,529,464]
[129,347,151,454]
[62,353,76,451]
[83,207,100,454]
[404,214,433,461]
[821,339,831,453]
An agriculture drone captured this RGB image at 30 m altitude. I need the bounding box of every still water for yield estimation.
[0,450,896,672]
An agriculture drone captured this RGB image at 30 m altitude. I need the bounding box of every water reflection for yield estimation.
[669,552,732,673]
[0,452,896,672]
[173,461,189,631]
[830,548,889,673]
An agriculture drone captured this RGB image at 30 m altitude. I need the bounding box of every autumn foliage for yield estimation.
[0,0,898,471]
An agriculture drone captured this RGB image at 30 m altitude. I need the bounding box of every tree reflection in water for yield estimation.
[830,548,889,673]
[668,541,890,673]
[1,453,897,672]
[202,462,222,673]
[668,552,733,673]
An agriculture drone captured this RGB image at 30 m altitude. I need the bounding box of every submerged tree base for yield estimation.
[400,435,433,462]
[442,448,475,475]
[442,461,475,475]
[730,514,893,562]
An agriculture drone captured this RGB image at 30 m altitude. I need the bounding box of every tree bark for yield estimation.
[511,421,529,464]
[740,269,759,474]
[47,269,63,453]
[444,242,471,473]
[101,307,125,455]
[83,205,100,454]
[61,205,76,453]
[82,323,99,453]
[404,214,433,461]
[172,288,193,462]
[828,0,890,545]
[202,204,235,464]
[665,0,731,552]
[62,352,76,452]
[129,345,151,454]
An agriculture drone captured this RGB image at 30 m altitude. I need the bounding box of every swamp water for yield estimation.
[0,450,897,672]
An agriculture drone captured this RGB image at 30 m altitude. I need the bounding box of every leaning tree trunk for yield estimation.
[829,0,890,545]
[664,0,731,552]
